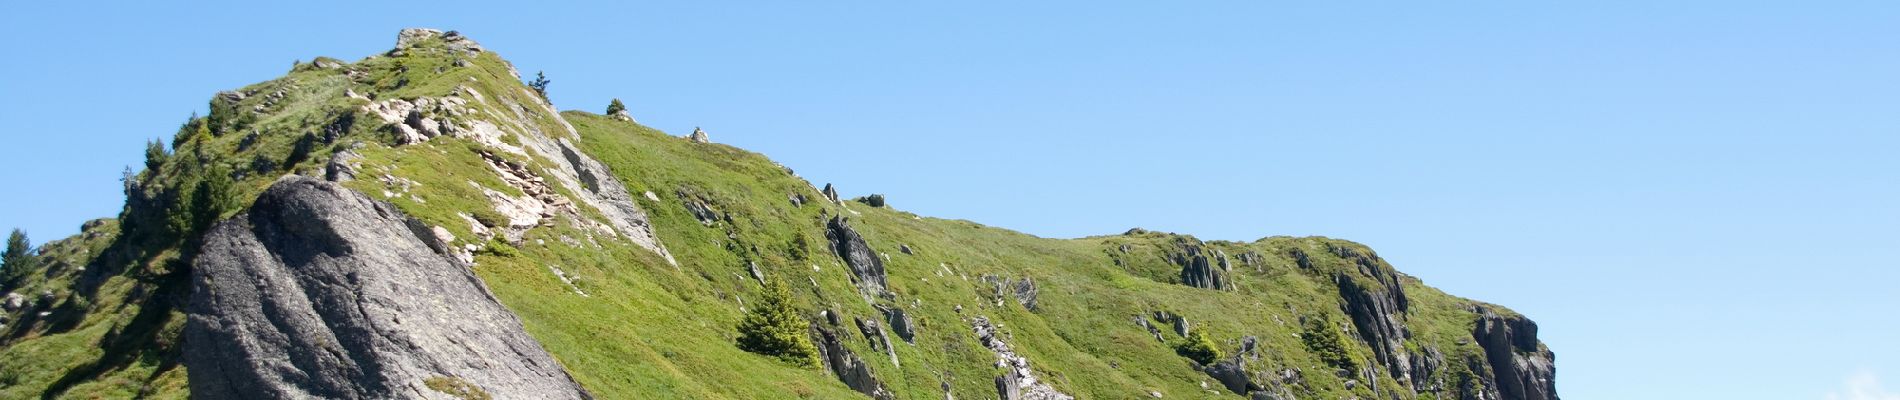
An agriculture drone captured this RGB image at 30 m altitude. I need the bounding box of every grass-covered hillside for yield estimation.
[0,29,1555,399]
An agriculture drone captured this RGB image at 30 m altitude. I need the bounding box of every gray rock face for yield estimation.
[1332,243,1415,387]
[1205,361,1259,395]
[880,305,916,344]
[827,216,888,298]
[687,127,710,143]
[811,320,895,400]
[184,176,589,400]
[822,183,841,203]
[1473,308,1558,400]
[973,316,1073,400]
[1173,238,1231,291]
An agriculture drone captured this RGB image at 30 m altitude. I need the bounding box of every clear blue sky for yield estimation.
[3,2,1896,399]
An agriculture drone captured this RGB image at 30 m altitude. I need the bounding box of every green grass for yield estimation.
[0,32,1533,400]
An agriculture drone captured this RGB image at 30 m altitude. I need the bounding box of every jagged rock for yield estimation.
[880,305,916,344]
[1333,243,1415,386]
[393,28,483,56]
[1173,238,1231,291]
[1409,345,1447,392]
[1135,315,1165,342]
[609,109,634,122]
[679,191,720,226]
[1473,307,1558,400]
[1152,310,1190,337]
[1013,277,1039,311]
[899,244,914,255]
[687,127,710,143]
[827,216,888,297]
[974,316,1073,400]
[822,183,841,203]
[811,323,895,400]
[324,147,363,182]
[184,176,588,399]
[856,194,886,207]
[789,192,807,207]
[746,262,765,285]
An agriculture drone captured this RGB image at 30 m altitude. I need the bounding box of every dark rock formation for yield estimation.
[855,194,886,207]
[880,305,916,344]
[184,176,589,400]
[1173,238,1231,291]
[1206,361,1260,395]
[1332,243,1417,387]
[826,216,889,297]
[1012,277,1039,311]
[811,321,895,400]
[822,183,841,203]
[1473,307,1559,400]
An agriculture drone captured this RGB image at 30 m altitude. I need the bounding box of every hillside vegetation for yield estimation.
[0,29,1556,399]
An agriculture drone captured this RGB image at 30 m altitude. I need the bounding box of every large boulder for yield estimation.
[184,176,590,399]
[1173,238,1231,291]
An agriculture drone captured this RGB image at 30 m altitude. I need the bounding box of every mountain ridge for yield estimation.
[0,28,1557,400]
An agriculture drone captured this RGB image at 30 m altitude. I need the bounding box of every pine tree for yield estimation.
[736,278,821,368]
[605,98,626,116]
[144,139,168,174]
[528,71,551,100]
[1302,315,1359,375]
[189,164,240,234]
[2,229,34,289]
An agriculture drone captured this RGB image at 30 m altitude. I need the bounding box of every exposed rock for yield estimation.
[856,194,886,207]
[973,316,1073,400]
[1,293,22,311]
[1134,315,1165,342]
[880,305,916,344]
[393,28,483,56]
[609,109,634,122]
[1013,277,1040,311]
[855,316,899,366]
[811,322,895,400]
[789,192,808,208]
[1205,361,1261,395]
[324,147,364,182]
[1473,307,1558,400]
[184,176,588,399]
[1332,243,1415,386]
[687,127,710,143]
[899,244,914,255]
[826,216,888,298]
[1173,238,1231,291]
[822,183,841,203]
[679,191,721,226]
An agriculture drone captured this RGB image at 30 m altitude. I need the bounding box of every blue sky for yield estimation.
[3,2,1897,398]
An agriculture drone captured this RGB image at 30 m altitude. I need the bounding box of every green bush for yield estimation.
[1302,316,1359,375]
[1174,326,1222,365]
[736,278,820,368]
[605,98,626,116]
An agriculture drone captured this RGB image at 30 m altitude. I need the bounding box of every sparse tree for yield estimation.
[605,98,626,116]
[2,229,34,289]
[144,139,168,174]
[528,71,551,100]
[189,164,241,233]
[736,278,821,368]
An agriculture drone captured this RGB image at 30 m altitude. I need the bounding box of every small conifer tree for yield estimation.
[528,71,551,100]
[606,98,626,116]
[736,278,821,368]
[1302,315,1360,375]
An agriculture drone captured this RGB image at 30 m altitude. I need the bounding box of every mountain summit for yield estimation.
[0,29,1556,399]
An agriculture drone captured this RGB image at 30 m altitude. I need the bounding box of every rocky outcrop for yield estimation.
[822,183,841,203]
[184,176,588,399]
[812,315,895,400]
[1173,238,1231,291]
[827,216,888,298]
[687,127,710,143]
[1331,243,1418,387]
[879,305,916,344]
[392,28,483,56]
[973,316,1073,400]
[1472,308,1558,400]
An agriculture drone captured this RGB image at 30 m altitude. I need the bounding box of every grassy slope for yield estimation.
[0,33,1527,399]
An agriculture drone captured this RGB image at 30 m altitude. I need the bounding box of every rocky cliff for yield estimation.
[0,28,1558,399]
